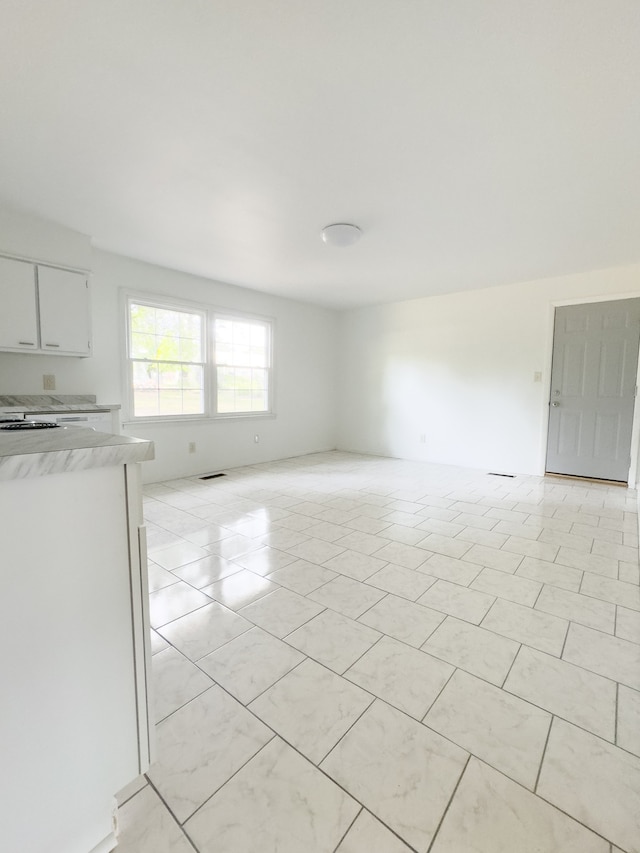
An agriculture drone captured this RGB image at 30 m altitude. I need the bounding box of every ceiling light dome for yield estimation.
[321,223,362,247]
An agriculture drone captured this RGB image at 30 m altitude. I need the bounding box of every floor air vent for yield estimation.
[488,472,515,478]
[199,472,226,480]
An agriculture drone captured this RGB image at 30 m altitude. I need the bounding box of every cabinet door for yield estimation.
[0,257,38,351]
[38,266,91,356]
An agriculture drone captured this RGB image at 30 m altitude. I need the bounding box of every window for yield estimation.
[126,295,272,420]
[214,316,270,414]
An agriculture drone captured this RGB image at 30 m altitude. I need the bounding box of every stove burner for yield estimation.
[0,421,60,431]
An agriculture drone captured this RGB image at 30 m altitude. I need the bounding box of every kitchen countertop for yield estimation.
[0,427,154,481]
[0,394,121,414]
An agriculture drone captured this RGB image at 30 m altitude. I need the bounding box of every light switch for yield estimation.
[533,372,542,383]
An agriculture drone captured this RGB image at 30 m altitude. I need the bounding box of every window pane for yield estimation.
[129,302,204,418]
[232,344,251,365]
[233,322,252,345]
[183,390,204,413]
[158,389,183,415]
[217,389,235,413]
[251,392,267,411]
[251,368,267,390]
[133,389,159,417]
[215,319,232,343]
[130,304,156,334]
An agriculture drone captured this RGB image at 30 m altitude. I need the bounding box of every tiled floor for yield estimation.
[116,452,640,853]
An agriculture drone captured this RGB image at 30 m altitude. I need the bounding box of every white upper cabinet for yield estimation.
[38,266,91,356]
[0,257,39,351]
[0,256,91,357]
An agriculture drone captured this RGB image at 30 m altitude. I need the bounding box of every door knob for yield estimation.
[551,401,560,407]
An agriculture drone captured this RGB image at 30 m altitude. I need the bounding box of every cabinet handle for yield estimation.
[18,341,35,346]
[44,343,60,348]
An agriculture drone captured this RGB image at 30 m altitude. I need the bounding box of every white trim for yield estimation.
[120,288,275,422]
[0,249,91,275]
[540,291,640,485]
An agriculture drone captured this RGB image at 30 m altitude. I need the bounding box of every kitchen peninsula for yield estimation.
[0,425,154,853]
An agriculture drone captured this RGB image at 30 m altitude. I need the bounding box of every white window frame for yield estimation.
[123,291,274,423]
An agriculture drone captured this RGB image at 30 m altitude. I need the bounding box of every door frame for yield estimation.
[538,291,640,485]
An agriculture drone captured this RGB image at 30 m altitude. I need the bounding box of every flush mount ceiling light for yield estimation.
[321,223,362,247]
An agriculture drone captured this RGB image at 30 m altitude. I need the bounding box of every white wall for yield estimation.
[337,264,640,476]
[0,208,338,482]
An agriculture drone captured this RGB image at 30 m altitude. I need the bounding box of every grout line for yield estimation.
[533,715,554,793]
[144,776,200,851]
[425,754,471,853]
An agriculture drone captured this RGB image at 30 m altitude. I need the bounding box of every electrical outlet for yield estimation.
[254,434,260,443]
[43,374,56,391]
[188,442,196,453]
[533,371,542,383]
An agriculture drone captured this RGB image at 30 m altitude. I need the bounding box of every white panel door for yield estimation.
[0,256,38,350]
[546,299,640,481]
[37,265,91,355]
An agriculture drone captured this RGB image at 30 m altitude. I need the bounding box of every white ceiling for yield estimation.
[0,1,639,310]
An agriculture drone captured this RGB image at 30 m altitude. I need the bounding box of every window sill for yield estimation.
[122,412,275,427]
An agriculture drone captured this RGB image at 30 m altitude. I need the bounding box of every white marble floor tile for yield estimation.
[371,540,431,569]
[151,541,211,570]
[537,719,640,853]
[321,699,468,853]
[336,529,391,553]
[345,636,453,719]
[481,598,568,655]
[116,786,194,853]
[455,526,508,549]
[417,579,495,624]
[471,567,542,606]
[425,669,550,789]
[618,685,640,757]
[308,575,386,618]
[285,536,347,564]
[572,522,623,544]
[297,520,346,542]
[148,562,180,592]
[151,646,213,722]
[286,608,381,673]
[461,544,523,573]
[115,774,147,807]
[182,523,234,547]
[504,646,616,740]
[157,600,252,661]
[429,757,608,853]
[358,594,445,647]
[562,623,640,690]
[185,737,359,853]
[417,532,472,559]
[415,517,466,538]
[258,528,309,550]
[619,560,640,584]
[535,584,616,633]
[249,659,373,763]
[616,606,640,643]
[418,552,481,585]
[592,539,638,563]
[148,686,273,823]
[515,555,583,591]
[230,546,297,576]
[266,558,337,594]
[500,536,560,562]
[202,569,277,611]
[323,548,388,581]
[198,626,305,704]
[239,587,325,637]
[148,581,211,629]
[556,546,619,578]
[172,553,241,588]
[150,629,169,654]
[207,533,263,560]
[581,573,640,611]
[365,563,436,600]
[336,810,413,853]
[538,528,593,553]
[422,616,519,686]
[455,511,501,529]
